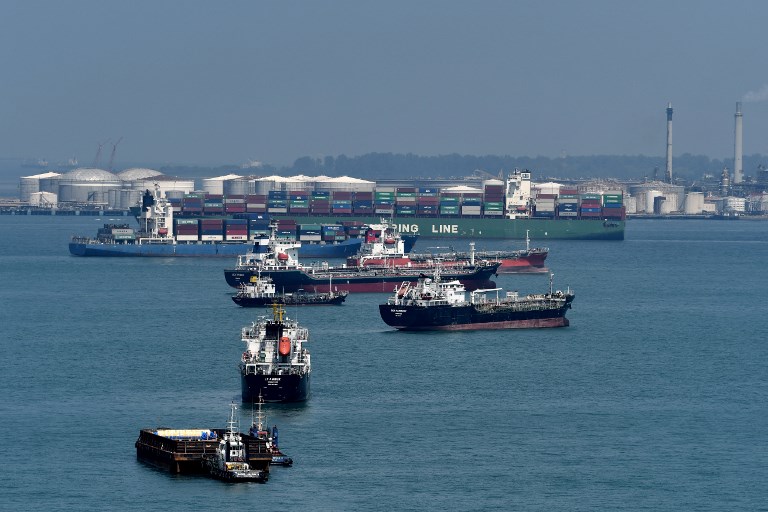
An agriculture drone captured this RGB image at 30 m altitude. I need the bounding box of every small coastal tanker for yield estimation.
[379,270,574,331]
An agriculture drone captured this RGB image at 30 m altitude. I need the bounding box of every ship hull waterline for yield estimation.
[69,238,362,258]
[378,303,571,330]
[271,214,624,241]
[225,267,499,293]
[232,295,347,307]
[241,372,310,403]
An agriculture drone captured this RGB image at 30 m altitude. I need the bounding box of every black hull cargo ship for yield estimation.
[226,263,500,293]
[239,305,311,403]
[379,270,574,331]
[232,273,348,307]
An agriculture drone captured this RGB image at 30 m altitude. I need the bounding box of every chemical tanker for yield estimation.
[379,269,574,330]
[224,224,499,293]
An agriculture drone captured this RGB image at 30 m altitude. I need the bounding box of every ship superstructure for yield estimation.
[239,305,311,403]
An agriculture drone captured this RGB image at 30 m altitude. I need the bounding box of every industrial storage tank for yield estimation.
[253,176,279,195]
[19,172,61,201]
[202,174,241,195]
[28,191,57,206]
[107,189,119,208]
[314,176,375,193]
[532,181,562,196]
[130,175,195,198]
[118,168,163,181]
[684,192,705,214]
[223,177,256,196]
[57,168,121,203]
[282,175,311,192]
[629,182,684,214]
[119,189,142,209]
[646,190,662,213]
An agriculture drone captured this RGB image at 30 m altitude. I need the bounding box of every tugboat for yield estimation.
[240,304,311,402]
[232,271,348,307]
[203,403,268,482]
[246,397,294,466]
[379,267,574,330]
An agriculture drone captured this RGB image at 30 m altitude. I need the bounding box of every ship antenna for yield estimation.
[228,402,238,435]
[549,272,554,295]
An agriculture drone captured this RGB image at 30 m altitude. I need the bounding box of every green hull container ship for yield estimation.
[270,213,624,240]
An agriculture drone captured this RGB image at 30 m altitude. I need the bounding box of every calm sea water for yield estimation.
[1,216,767,511]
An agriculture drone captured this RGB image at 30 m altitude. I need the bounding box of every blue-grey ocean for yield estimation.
[1,215,766,511]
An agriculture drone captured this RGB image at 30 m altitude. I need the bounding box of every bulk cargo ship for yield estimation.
[152,170,624,240]
[379,269,575,331]
[69,187,369,258]
[240,305,311,403]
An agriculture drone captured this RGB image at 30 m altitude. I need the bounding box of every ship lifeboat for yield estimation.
[278,336,291,356]
[277,252,289,261]
[384,237,396,244]
[158,227,168,235]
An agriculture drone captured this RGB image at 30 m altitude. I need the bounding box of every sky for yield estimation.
[2,0,768,167]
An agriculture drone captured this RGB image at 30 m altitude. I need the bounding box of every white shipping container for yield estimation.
[299,235,322,241]
[557,211,578,217]
[267,207,288,213]
[200,235,224,241]
[176,235,200,241]
[225,235,248,241]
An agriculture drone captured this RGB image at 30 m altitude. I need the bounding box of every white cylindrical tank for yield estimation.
[120,189,141,209]
[224,178,253,196]
[684,192,705,214]
[532,181,562,196]
[20,177,40,202]
[202,174,241,195]
[108,189,119,208]
[624,196,637,214]
[165,190,185,200]
[658,198,674,214]
[29,191,57,206]
[20,172,62,201]
[646,190,661,213]
[57,168,120,203]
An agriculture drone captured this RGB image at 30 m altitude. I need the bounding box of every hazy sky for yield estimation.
[2,0,768,166]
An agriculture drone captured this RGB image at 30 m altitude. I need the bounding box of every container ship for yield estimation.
[144,170,624,240]
[69,187,379,259]
[240,305,311,403]
[379,269,575,331]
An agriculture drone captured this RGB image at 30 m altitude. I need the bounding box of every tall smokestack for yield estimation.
[665,102,673,183]
[734,102,743,185]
